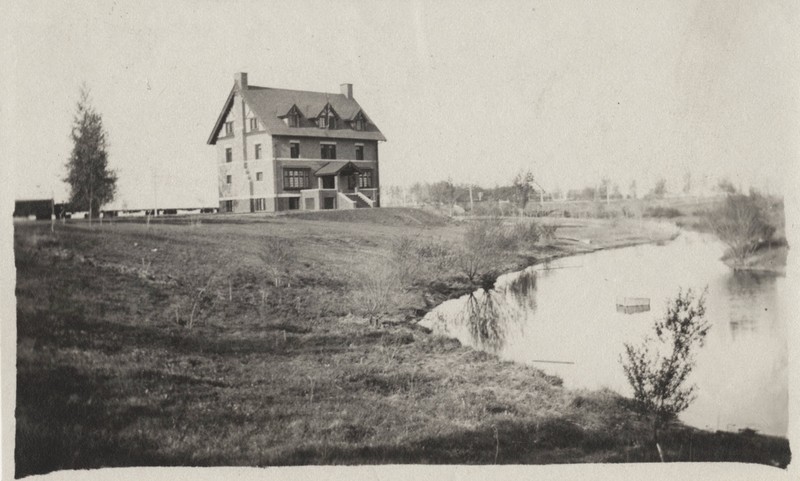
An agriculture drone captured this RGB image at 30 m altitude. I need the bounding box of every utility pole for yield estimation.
[469,183,474,214]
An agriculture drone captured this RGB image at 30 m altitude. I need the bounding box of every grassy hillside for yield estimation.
[13,210,789,476]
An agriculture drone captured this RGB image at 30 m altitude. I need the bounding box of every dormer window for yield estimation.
[353,111,367,131]
[284,105,302,128]
[317,103,338,130]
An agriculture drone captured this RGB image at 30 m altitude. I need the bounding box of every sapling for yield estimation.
[620,288,711,462]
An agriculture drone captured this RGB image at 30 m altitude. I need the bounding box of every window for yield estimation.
[287,105,301,127]
[253,198,266,211]
[255,144,262,159]
[283,168,310,190]
[317,104,337,129]
[358,170,373,188]
[224,121,233,136]
[288,198,299,210]
[249,118,259,131]
[256,171,263,181]
[355,145,364,161]
[225,148,232,163]
[226,174,232,184]
[290,142,300,159]
[320,144,336,159]
[353,111,367,131]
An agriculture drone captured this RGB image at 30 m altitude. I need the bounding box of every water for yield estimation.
[421,231,788,436]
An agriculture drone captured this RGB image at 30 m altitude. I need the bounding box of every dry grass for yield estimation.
[12,209,789,476]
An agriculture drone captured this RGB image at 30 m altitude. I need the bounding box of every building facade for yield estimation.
[207,73,386,213]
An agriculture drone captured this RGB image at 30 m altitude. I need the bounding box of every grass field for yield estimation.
[12,208,789,477]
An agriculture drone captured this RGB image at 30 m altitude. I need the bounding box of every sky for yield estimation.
[3,0,799,209]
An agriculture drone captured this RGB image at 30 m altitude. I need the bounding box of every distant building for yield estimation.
[13,199,53,220]
[207,73,386,213]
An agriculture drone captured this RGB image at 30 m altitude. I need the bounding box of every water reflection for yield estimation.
[421,231,788,436]
[722,271,779,341]
[458,269,536,352]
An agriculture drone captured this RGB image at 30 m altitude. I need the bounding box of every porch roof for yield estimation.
[315,161,362,176]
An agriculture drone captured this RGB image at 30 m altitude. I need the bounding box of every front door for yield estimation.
[346,174,357,192]
[322,176,335,189]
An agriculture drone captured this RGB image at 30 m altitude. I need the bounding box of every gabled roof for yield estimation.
[315,161,363,176]
[208,83,386,144]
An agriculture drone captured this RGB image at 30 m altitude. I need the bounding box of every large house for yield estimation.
[207,73,386,213]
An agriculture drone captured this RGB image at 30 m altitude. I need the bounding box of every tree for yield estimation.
[64,84,117,221]
[651,177,667,199]
[429,179,457,215]
[620,288,711,462]
[716,177,737,195]
[682,171,692,195]
[629,179,638,199]
[512,169,535,216]
[710,193,775,268]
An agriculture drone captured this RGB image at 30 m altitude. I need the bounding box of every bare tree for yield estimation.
[710,193,775,268]
[651,177,667,199]
[258,237,294,288]
[512,169,535,216]
[350,262,404,327]
[620,288,710,462]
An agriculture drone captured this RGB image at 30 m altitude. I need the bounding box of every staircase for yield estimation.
[345,194,371,208]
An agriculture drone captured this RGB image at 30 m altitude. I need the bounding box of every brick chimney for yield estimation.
[340,83,353,99]
[235,72,248,91]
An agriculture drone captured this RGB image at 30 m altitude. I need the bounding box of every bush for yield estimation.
[350,262,405,327]
[258,237,295,288]
[458,218,516,286]
[620,288,710,461]
[390,236,422,286]
[538,223,558,242]
[415,237,456,272]
[645,206,682,218]
[710,194,776,267]
[510,221,540,249]
[390,235,456,286]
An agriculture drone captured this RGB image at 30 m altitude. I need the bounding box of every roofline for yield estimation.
[206,85,236,145]
[208,83,387,143]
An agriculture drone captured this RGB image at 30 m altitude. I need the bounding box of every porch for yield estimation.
[299,161,378,210]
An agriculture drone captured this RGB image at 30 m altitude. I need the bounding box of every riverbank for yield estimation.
[669,198,787,275]
[13,209,789,476]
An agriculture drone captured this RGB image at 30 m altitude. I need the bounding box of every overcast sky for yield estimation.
[4,0,798,208]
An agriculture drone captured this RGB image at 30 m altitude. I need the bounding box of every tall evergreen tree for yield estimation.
[64,84,117,220]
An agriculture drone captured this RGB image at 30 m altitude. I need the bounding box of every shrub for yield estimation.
[349,262,409,327]
[171,270,220,329]
[464,217,516,253]
[620,288,710,461]
[258,236,295,288]
[415,237,456,272]
[458,218,516,287]
[710,194,776,268]
[538,223,558,243]
[510,221,540,249]
[390,235,422,286]
[645,206,682,218]
[390,235,457,286]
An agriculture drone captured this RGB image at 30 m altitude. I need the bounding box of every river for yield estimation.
[420,231,788,437]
